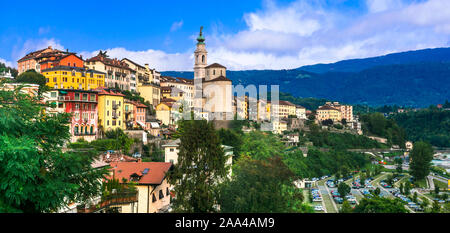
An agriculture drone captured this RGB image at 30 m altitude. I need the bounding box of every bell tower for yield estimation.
[194,26,207,80]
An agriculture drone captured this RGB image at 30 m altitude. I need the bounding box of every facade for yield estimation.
[85,51,134,91]
[319,102,353,123]
[257,99,271,122]
[37,52,84,71]
[316,105,342,123]
[108,161,173,213]
[271,100,297,120]
[272,120,288,134]
[97,88,125,132]
[156,98,176,126]
[160,76,194,109]
[233,96,249,120]
[123,100,146,129]
[162,139,181,164]
[44,89,98,142]
[42,66,105,90]
[296,105,307,119]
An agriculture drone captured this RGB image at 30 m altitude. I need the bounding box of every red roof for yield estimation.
[94,88,125,97]
[108,162,172,185]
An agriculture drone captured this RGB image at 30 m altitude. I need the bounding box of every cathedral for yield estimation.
[193,27,233,120]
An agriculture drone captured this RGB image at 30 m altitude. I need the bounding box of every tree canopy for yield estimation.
[168,119,228,213]
[0,86,107,212]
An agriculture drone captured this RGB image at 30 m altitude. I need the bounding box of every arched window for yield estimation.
[202,55,205,63]
[74,126,79,135]
[90,126,93,134]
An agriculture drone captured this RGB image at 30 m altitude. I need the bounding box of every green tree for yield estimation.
[431,200,441,213]
[338,182,351,199]
[353,197,408,213]
[218,156,311,213]
[434,186,440,197]
[409,141,433,180]
[15,70,49,95]
[0,86,107,212]
[340,200,353,213]
[395,157,403,173]
[404,181,411,195]
[217,128,242,161]
[373,187,381,196]
[420,197,430,210]
[167,119,228,213]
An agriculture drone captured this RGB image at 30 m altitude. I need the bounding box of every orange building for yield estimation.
[17,46,64,74]
[38,53,84,71]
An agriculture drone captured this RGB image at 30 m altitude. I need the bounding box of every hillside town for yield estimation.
[1,28,449,215]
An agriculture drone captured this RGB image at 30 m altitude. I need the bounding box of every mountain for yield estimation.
[162,48,450,107]
[298,47,450,73]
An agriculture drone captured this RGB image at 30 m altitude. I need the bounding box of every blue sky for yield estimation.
[1,0,450,71]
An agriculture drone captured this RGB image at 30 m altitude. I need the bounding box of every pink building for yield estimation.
[58,89,99,142]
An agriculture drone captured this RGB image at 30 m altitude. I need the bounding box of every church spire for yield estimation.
[197,26,205,44]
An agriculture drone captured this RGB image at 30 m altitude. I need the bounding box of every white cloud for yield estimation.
[0,57,14,68]
[366,0,404,13]
[80,48,193,71]
[170,20,184,32]
[12,38,64,62]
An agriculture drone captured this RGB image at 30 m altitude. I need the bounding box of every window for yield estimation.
[75,93,80,100]
[159,190,164,199]
[166,187,170,196]
[152,193,157,203]
[170,148,174,152]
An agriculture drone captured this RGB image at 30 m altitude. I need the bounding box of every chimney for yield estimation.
[48,46,52,49]
[145,64,149,69]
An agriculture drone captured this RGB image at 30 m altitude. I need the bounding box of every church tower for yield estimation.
[194,26,207,80]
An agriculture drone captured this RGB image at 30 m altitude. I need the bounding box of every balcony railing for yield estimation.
[77,191,138,213]
[58,96,96,103]
[74,132,96,136]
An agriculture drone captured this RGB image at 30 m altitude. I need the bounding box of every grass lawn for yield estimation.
[433,179,449,190]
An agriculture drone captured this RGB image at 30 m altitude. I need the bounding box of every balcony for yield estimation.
[58,96,96,103]
[77,191,138,213]
[74,132,96,136]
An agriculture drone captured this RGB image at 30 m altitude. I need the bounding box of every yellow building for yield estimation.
[270,100,296,120]
[257,99,271,121]
[97,88,125,132]
[42,66,105,90]
[156,99,176,126]
[316,105,342,123]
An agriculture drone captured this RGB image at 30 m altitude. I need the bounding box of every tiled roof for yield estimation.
[86,52,131,70]
[317,105,339,111]
[160,76,194,85]
[206,63,226,69]
[108,161,173,185]
[40,66,105,74]
[204,75,231,83]
[94,87,125,97]
[17,47,65,62]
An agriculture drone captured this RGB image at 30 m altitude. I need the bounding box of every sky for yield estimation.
[1,0,450,71]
